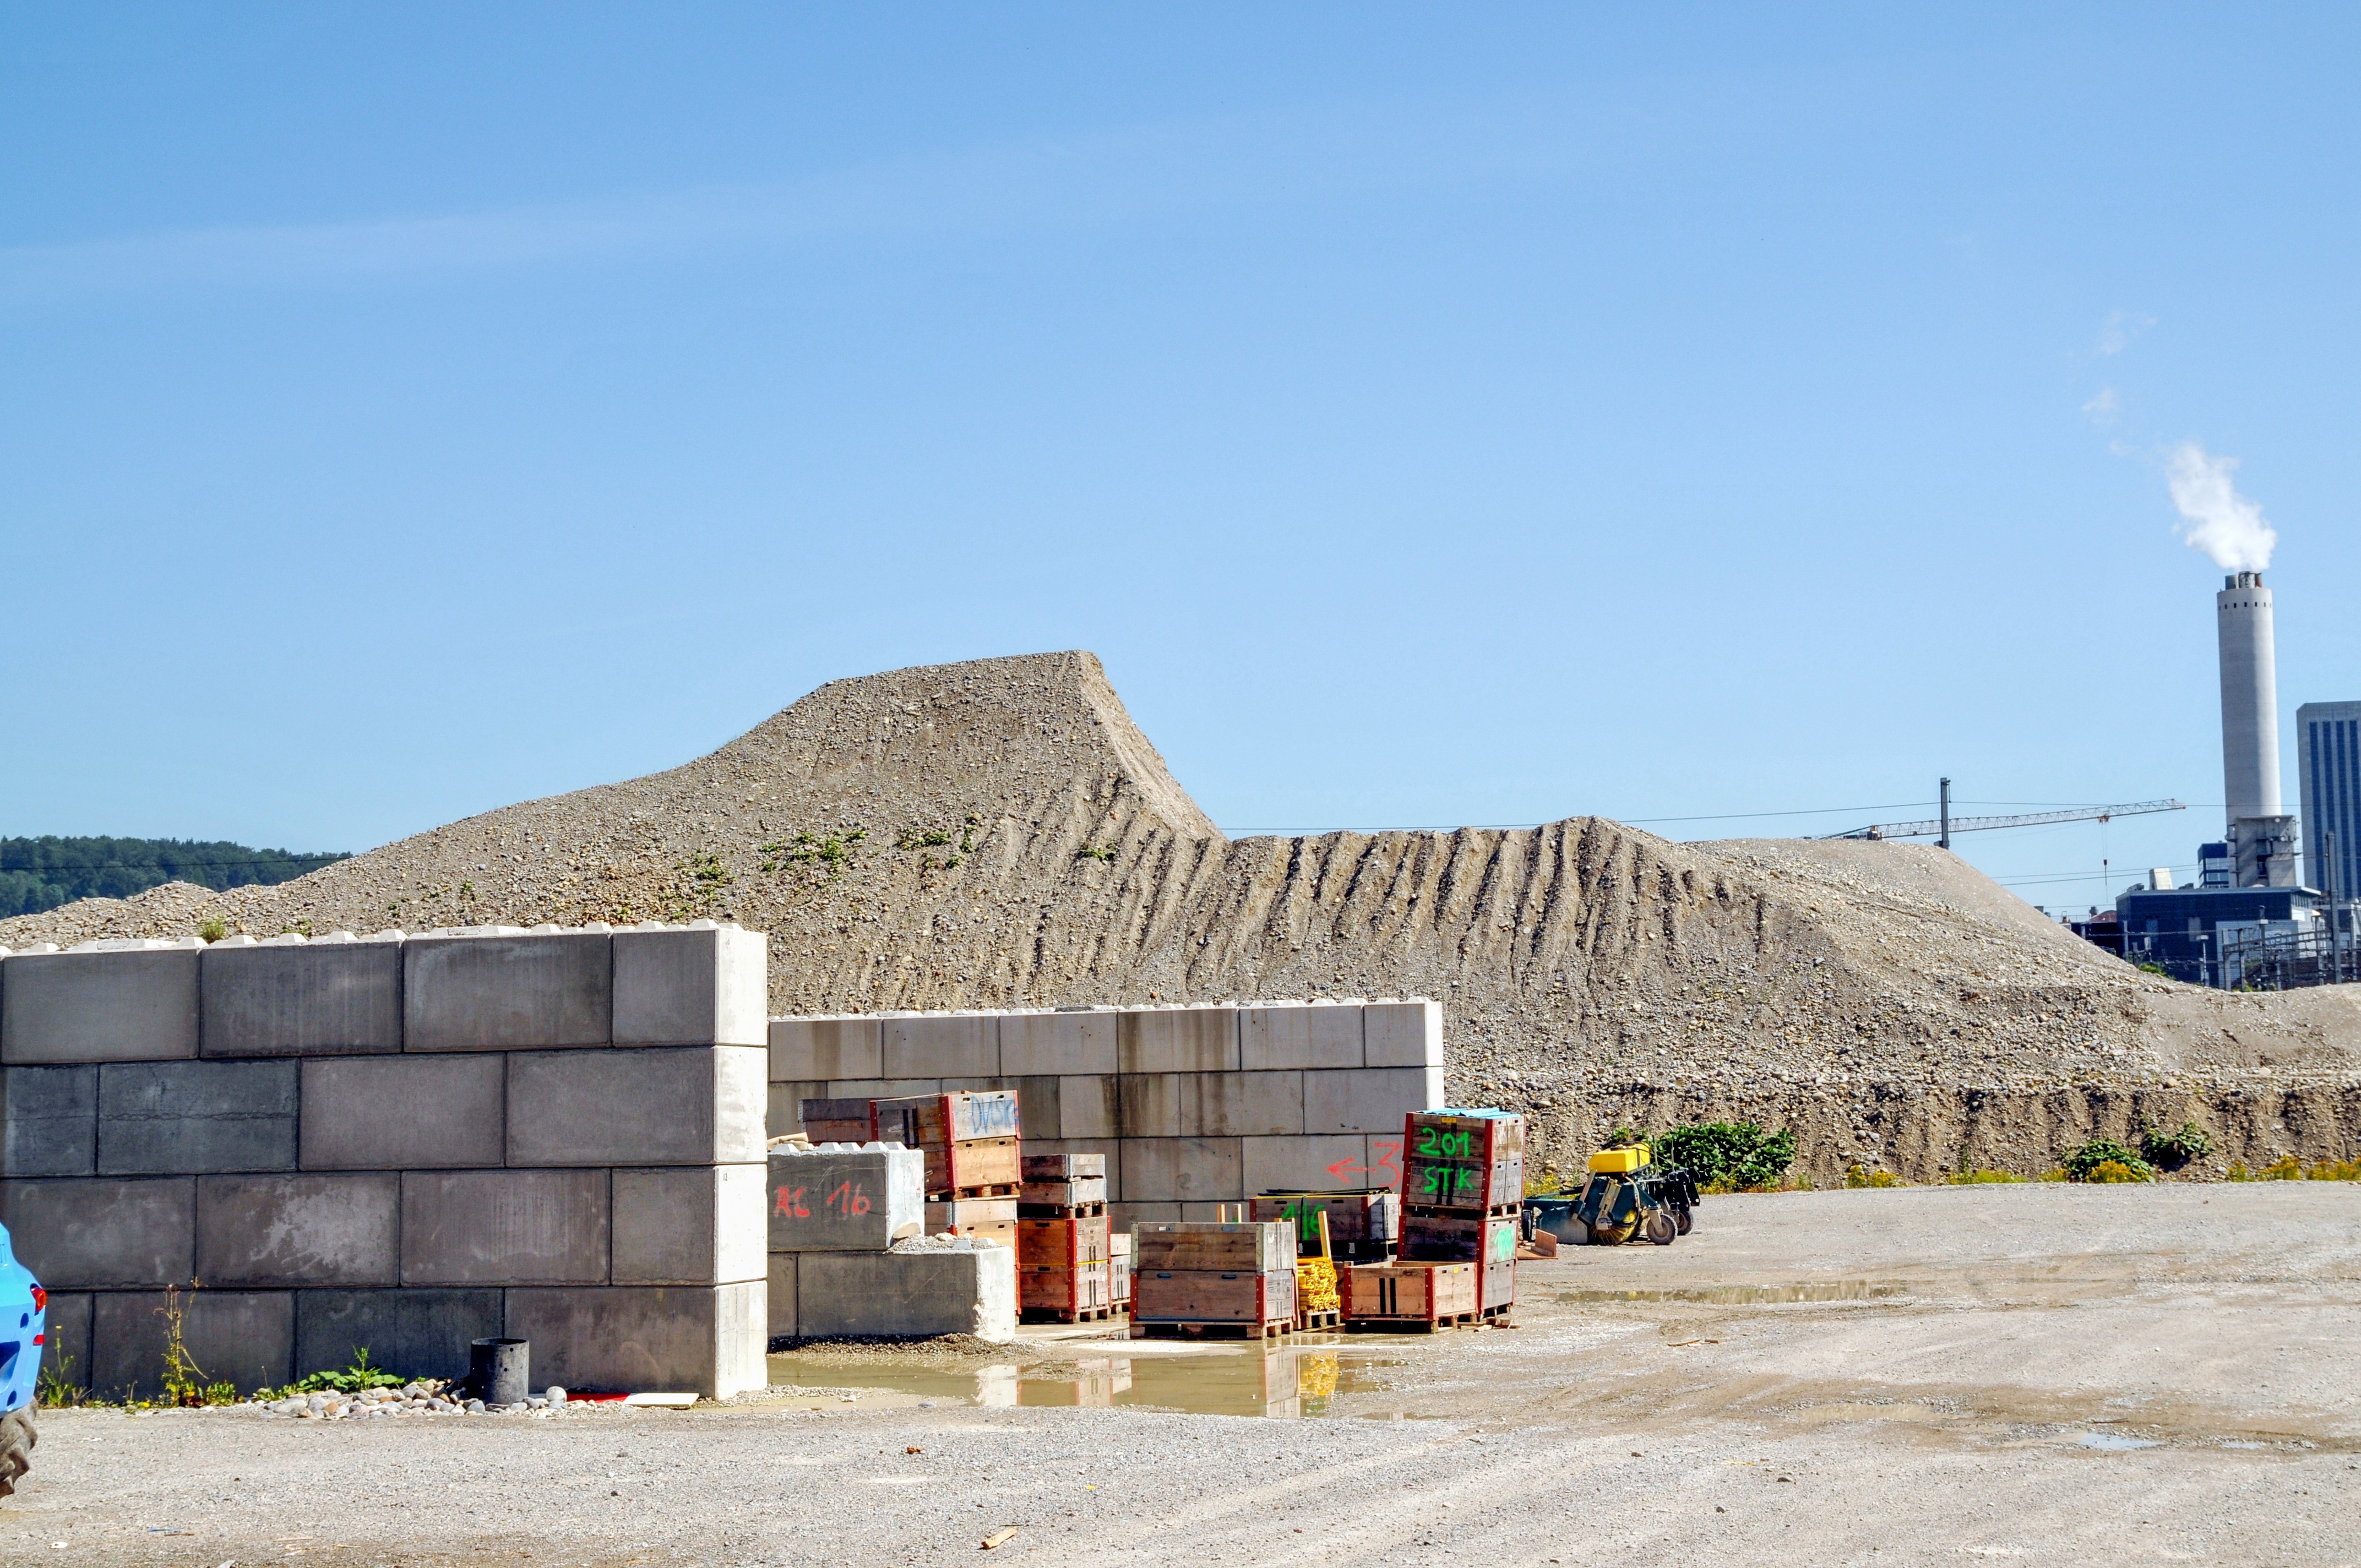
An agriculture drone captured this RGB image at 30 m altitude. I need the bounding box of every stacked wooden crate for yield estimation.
[1017,1152,1113,1322]
[1128,1221,1297,1340]
[1349,1109,1525,1330]
[804,1089,1024,1248]
[1109,1231,1133,1310]
[1249,1189,1400,1264]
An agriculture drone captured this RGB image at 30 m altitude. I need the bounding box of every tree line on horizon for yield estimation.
[0,836,350,918]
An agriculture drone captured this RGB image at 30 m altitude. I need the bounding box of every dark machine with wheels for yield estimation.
[0,1222,46,1495]
[1554,1145,1698,1246]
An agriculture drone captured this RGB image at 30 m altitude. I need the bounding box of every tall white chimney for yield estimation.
[2218,569,2296,885]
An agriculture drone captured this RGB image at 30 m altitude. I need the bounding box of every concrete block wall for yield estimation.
[0,923,769,1400]
[769,999,1444,1232]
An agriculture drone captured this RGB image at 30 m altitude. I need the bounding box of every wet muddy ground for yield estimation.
[5,1182,2356,1565]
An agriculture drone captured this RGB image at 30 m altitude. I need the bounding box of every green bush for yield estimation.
[1652,1121,1798,1190]
[1846,1164,1903,1188]
[2061,1139,2153,1182]
[2139,1120,2212,1170]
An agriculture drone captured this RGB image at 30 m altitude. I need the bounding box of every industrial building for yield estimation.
[2114,570,2331,986]
[2298,700,2361,908]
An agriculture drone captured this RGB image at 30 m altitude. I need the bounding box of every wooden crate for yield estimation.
[1021,1261,1114,1321]
[1133,1222,1293,1275]
[1019,1153,1107,1212]
[1111,1231,1133,1305]
[925,1195,1016,1249]
[871,1092,1024,1194]
[1400,1212,1518,1265]
[1345,1261,1477,1327]
[1019,1212,1111,1270]
[1251,1190,1401,1257]
[1130,1266,1296,1329]
[1400,1111,1527,1214]
[798,1097,875,1145]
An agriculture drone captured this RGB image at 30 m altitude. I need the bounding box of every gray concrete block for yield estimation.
[815,1078,938,1104]
[768,1017,882,1081]
[299,1054,505,1170]
[1242,1134,1373,1196]
[505,1046,766,1168]
[794,1244,1015,1343]
[295,1288,504,1384]
[766,1143,923,1251]
[1057,1074,1119,1140]
[1303,1066,1444,1135]
[195,1173,400,1287]
[998,1009,1117,1076]
[1003,1076,1060,1146]
[1118,1071,1302,1139]
[880,1014,998,1077]
[767,1080,824,1139]
[2,944,200,1064]
[767,1252,797,1341]
[1119,1137,1244,1204]
[37,1290,90,1392]
[96,1059,298,1174]
[0,1177,193,1288]
[504,1282,766,1398]
[400,1169,610,1286]
[1109,1201,1182,1229]
[1117,1007,1238,1073]
[1242,1003,1364,1070]
[613,924,767,1047]
[92,1288,292,1399]
[1363,999,1443,1068]
[3,1064,96,1177]
[613,1163,766,1286]
[200,938,402,1057]
[402,932,611,1051]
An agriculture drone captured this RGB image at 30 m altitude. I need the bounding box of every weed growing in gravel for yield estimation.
[2228,1155,2357,1181]
[765,829,866,878]
[1653,1121,1797,1190]
[1846,1164,1904,1188]
[897,829,953,851]
[255,1348,409,1402]
[195,916,227,943]
[1946,1169,2026,1184]
[2061,1139,2153,1182]
[1074,844,1116,862]
[2139,1119,2213,1170]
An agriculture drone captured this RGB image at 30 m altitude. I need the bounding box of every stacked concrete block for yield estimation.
[0,921,771,1401]
[789,1238,1016,1343]
[767,998,1446,1239]
[764,1141,944,1341]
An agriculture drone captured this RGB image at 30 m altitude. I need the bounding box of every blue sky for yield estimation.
[5,6,2355,916]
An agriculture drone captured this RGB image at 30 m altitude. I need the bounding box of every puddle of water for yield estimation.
[767,1342,1408,1419]
[1555,1282,1909,1305]
[2077,1431,2162,1451]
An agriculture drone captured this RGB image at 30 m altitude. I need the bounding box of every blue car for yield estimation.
[0,1223,43,1495]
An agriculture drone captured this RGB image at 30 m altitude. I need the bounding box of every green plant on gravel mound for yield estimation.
[2061,1139,2154,1182]
[1846,1164,1904,1188]
[1652,1121,1798,1193]
[1946,1168,2026,1184]
[2139,1120,2213,1171]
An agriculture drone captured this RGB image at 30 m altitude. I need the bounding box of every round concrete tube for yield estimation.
[468,1338,529,1406]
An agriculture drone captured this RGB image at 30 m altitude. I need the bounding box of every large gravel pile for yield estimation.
[8,651,2358,1179]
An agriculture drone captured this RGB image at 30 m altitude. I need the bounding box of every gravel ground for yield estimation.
[4,1182,2355,1566]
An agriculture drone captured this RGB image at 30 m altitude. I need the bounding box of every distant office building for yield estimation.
[2299,700,2361,901]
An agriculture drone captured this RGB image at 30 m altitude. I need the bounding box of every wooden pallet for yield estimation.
[1403,1201,1524,1221]
[1478,1303,1516,1327]
[1017,1200,1108,1219]
[938,1182,1021,1201]
[1129,1318,1293,1341]
[1344,1310,1478,1335]
[1296,1308,1342,1331]
[1022,1304,1118,1324]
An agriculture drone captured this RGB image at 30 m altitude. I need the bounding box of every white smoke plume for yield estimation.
[2169,442,2276,571]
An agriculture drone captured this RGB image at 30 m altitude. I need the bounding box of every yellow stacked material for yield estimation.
[1588,1146,1647,1174]
[1296,1257,1341,1315]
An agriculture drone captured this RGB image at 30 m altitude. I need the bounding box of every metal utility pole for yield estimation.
[1939,778,1951,850]
[2327,828,2341,985]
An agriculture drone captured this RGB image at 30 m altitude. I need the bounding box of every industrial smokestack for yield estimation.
[2217,569,2297,886]
[2218,570,2282,825]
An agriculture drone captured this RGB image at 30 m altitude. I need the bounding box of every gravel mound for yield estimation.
[9,650,2357,1179]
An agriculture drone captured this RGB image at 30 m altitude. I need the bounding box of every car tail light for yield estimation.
[31,1335,41,1346]
[30,1287,45,1313]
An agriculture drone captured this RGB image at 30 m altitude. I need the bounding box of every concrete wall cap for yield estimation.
[580,921,612,932]
[529,923,563,934]
[260,934,308,946]
[13,943,58,955]
[213,935,258,948]
[311,931,357,944]
[71,937,204,954]
[688,919,719,930]
[364,929,404,942]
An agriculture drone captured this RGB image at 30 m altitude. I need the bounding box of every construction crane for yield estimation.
[1824,779,2186,847]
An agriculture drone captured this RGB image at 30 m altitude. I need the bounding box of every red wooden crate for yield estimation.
[1400,1112,1526,1213]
